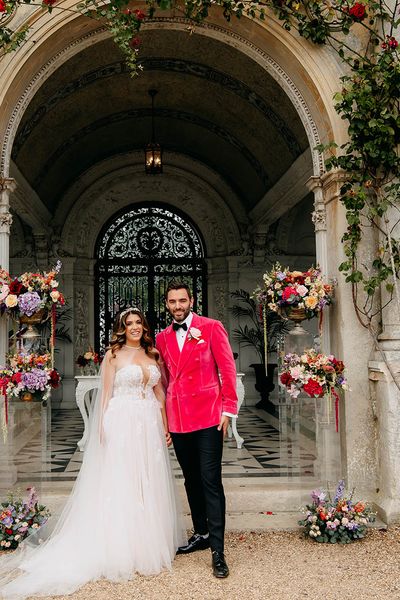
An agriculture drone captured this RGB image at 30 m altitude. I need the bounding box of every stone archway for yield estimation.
[1,4,382,518]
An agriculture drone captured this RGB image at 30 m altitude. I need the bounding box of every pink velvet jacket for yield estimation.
[156,313,238,434]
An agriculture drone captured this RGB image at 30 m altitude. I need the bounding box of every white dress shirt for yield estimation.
[173,312,237,419]
[174,312,193,352]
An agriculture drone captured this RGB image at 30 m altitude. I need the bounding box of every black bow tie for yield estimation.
[173,322,188,331]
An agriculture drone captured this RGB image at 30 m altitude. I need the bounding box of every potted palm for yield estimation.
[230,289,291,410]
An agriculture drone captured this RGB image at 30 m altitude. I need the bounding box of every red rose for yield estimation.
[129,36,141,48]
[11,372,22,384]
[9,279,23,294]
[388,36,398,49]
[280,372,293,386]
[303,379,324,398]
[5,528,13,535]
[0,0,6,12]
[348,2,366,20]
[133,8,146,20]
[0,376,10,392]
[49,369,60,388]
[43,0,57,5]
[282,286,298,302]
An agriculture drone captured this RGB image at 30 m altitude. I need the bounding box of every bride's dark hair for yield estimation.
[109,308,159,360]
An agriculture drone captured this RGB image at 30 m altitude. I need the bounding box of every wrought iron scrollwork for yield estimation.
[95,205,206,350]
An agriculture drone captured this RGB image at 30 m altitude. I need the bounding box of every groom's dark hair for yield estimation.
[166,280,192,299]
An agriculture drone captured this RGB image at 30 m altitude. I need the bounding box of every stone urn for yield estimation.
[250,362,277,411]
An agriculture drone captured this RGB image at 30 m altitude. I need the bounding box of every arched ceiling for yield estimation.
[12,27,309,216]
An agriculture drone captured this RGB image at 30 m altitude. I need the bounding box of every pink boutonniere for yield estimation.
[188,327,204,343]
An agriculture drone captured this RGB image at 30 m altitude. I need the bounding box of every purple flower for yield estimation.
[277,272,287,281]
[18,292,42,316]
[1,516,13,527]
[22,369,48,391]
[26,487,38,509]
[334,479,345,503]
[346,521,359,530]
[311,489,327,504]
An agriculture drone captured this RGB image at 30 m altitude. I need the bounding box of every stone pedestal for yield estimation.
[0,399,51,496]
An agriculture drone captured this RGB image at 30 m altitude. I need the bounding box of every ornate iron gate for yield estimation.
[95,204,207,350]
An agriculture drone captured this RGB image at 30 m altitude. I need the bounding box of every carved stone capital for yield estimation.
[0,212,13,233]
[0,177,16,194]
[312,208,327,232]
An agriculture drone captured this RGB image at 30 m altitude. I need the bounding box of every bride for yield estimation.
[0,308,186,599]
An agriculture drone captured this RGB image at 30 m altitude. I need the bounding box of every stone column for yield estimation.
[0,177,16,365]
[307,175,330,353]
[321,170,377,499]
[369,202,400,523]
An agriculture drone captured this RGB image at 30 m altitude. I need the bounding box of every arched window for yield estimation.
[95,204,207,349]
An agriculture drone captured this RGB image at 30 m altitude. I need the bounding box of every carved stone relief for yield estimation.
[74,287,89,357]
[311,208,327,232]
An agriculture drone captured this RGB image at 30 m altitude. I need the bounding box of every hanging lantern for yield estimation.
[144,89,163,174]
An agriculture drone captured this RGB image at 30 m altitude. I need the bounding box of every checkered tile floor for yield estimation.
[2,406,316,485]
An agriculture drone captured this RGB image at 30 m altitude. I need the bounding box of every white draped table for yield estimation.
[75,373,245,451]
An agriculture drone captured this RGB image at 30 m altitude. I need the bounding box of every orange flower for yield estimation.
[354,502,365,513]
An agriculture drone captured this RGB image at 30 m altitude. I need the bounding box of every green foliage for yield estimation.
[230,289,291,362]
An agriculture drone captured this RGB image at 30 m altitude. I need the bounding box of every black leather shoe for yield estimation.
[176,533,210,554]
[212,551,229,578]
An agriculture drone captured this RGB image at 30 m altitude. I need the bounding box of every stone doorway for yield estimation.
[94,203,207,346]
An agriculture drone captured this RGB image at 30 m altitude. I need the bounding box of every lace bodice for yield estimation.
[112,364,161,397]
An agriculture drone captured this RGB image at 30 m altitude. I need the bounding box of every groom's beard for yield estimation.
[169,306,191,323]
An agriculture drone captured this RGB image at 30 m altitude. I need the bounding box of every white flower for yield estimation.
[52,280,59,288]
[341,517,349,526]
[5,294,18,307]
[50,290,60,302]
[0,284,9,302]
[0,541,6,546]
[288,385,301,398]
[309,530,316,537]
[31,523,39,529]
[21,522,28,527]
[296,285,308,297]
[5,542,11,548]
[14,534,21,540]
[189,327,202,340]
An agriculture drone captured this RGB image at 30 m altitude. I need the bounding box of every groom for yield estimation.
[156,281,238,579]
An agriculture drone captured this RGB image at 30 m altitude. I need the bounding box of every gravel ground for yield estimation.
[32,526,400,600]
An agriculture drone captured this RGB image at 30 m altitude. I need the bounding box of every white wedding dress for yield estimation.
[0,364,186,599]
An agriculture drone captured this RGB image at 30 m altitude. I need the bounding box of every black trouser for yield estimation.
[171,425,225,553]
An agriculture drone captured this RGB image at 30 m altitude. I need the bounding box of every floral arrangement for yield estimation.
[76,348,101,374]
[279,348,347,400]
[187,327,204,343]
[0,261,65,319]
[0,353,61,401]
[299,480,375,543]
[254,263,333,319]
[0,487,50,550]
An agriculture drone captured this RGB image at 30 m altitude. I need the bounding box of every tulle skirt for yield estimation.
[0,394,186,599]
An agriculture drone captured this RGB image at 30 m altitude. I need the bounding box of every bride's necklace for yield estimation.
[123,344,142,351]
